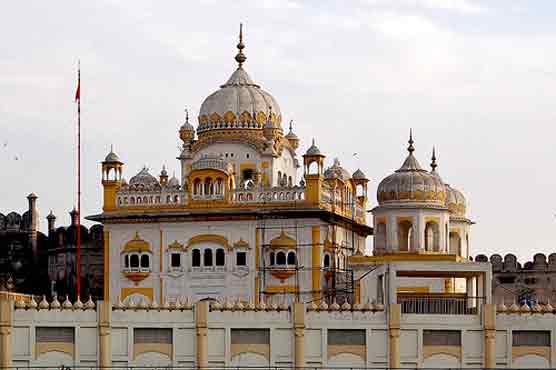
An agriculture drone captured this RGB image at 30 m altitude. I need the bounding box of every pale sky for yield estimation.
[1,0,555,262]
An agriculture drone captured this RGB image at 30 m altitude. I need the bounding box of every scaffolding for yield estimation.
[255,199,362,305]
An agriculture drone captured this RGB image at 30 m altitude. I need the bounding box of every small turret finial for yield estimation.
[235,23,247,68]
[289,120,293,132]
[312,138,316,146]
[110,144,114,153]
[431,146,437,172]
[408,128,415,154]
[184,108,189,124]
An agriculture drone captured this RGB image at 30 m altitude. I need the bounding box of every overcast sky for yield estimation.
[1,0,555,261]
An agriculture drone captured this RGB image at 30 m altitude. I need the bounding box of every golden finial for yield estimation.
[235,23,247,68]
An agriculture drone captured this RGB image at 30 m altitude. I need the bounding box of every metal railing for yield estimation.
[398,294,484,315]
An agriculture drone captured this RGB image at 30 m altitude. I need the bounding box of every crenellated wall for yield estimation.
[475,253,556,305]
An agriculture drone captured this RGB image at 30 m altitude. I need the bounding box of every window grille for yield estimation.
[36,327,74,343]
[328,329,365,346]
[134,328,172,344]
[423,330,461,346]
[513,331,550,347]
[231,329,270,344]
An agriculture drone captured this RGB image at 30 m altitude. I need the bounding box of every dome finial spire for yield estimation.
[235,23,247,68]
[184,107,189,124]
[289,119,293,132]
[408,128,415,154]
[431,146,437,172]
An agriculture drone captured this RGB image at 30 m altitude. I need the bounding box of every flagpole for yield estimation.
[76,60,81,300]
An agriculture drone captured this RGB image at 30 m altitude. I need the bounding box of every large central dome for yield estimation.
[197,25,282,135]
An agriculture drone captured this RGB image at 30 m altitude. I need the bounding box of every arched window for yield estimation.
[288,176,292,187]
[193,179,201,195]
[269,252,275,265]
[130,254,139,268]
[204,249,213,266]
[398,220,413,252]
[215,248,225,266]
[449,232,461,255]
[166,195,171,203]
[204,178,213,196]
[276,251,286,265]
[215,179,223,195]
[425,222,440,252]
[192,249,201,267]
[323,254,330,269]
[124,255,129,268]
[375,223,386,251]
[140,254,150,269]
[277,171,282,185]
[287,251,296,265]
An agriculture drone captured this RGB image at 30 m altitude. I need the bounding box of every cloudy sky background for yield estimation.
[1,0,555,261]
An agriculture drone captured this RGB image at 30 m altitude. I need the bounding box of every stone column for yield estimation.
[255,228,261,304]
[483,303,496,369]
[311,226,321,302]
[196,301,209,369]
[98,301,112,367]
[0,298,13,368]
[388,303,401,369]
[293,303,305,369]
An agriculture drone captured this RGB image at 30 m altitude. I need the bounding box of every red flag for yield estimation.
[74,78,80,102]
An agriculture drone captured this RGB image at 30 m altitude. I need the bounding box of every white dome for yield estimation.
[377,137,446,206]
[129,167,159,186]
[197,68,282,133]
[324,158,351,181]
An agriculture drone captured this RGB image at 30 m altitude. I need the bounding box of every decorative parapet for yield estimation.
[210,297,289,312]
[307,299,385,313]
[113,296,194,311]
[231,185,305,203]
[14,295,96,311]
[496,301,555,315]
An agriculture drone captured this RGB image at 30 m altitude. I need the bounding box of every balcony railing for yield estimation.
[398,293,483,315]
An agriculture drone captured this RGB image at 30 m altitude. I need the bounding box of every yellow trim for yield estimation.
[423,345,460,359]
[123,271,150,284]
[187,234,230,250]
[239,163,257,172]
[36,342,74,359]
[167,240,184,251]
[121,287,153,302]
[134,343,172,359]
[312,225,321,301]
[450,228,461,234]
[104,230,110,301]
[328,345,366,361]
[122,232,152,253]
[397,286,430,294]
[512,346,550,360]
[270,230,296,249]
[375,217,386,224]
[396,216,413,224]
[261,161,270,169]
[265,285,298,294]
[424,216,440,223]
[231,343,269,360]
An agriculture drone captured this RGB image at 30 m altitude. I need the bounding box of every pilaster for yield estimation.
[483,303,496,369]
[0,298,13,368]
[388,303,401,369]
[98,301,112,368]
[311,226,321,301]
[196,301,209,369]
[293,303,305,368]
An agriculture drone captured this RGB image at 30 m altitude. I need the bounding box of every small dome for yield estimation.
[445,184,467,217]
[168,175,180,187]
[129,167,159,186]
[324,158,351,181]
[305,139,322,156]
[160,166,168,177]
[104,146,121,163]
[352,169,367,180]
[377,134,446,206]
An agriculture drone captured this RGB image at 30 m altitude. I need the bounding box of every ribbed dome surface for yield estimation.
[129,167,159,186]
[197,67,282,133]
[324,158,351,181]
[377,141,446,206]
[445,184,466,216]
